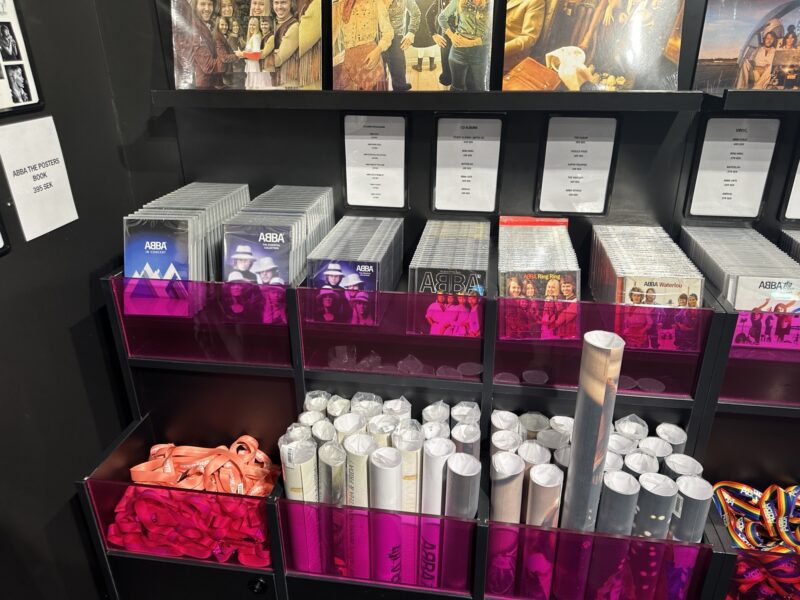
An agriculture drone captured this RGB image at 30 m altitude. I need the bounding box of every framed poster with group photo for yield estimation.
[0,0,42,116]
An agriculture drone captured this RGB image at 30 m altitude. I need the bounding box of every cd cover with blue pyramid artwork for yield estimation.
[123,217,191,281]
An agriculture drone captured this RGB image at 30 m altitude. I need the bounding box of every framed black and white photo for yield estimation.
[0,1,41,115]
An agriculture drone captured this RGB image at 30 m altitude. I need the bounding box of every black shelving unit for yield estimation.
[151,89,707,113]
[78,271,738,600]
[73,0,800,597]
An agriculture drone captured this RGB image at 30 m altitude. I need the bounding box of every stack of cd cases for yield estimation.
[498,217,580,300]
[123,182,250,283]
[681,226,800,311]
[306,216,404,324]
[591,225,704,306]
[780,229,800,263]
[223,186,334,287]
[409,220,490,296]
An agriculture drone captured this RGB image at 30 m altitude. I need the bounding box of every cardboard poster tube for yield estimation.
[670,476,713,543]
[596,470,640,536]
[422,438,456,516]
[450,401,480,428]
[369,447,402,583]
[519,412,550,440]
[656,423,687,454]
[604,451,623,472]
[490,452,526,523]
[536,428,570,451]
[452,423,481,459]
[661,453,703,480]
[383,397,412,421]
[422,421,450,440]
[298,410,326,427]
[334,412,367,444]
[561,330,625,533]
[525,463,563,528]
[393,426,424,513]
[344,433,377,507]
[491,429,523,456]
[422,400,450,424]
[368,414,398,448]
[623,449,660,478]
[312,419,336,447]
[608,433,638,456]
[327,396,350,419]
[632,473,678,539]
[615,414,648,442]
[304,390,331,413]
[491,410,520,436]
[445,453,481,519]
[638,436,673,464]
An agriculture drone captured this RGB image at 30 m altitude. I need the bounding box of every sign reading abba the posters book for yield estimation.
[0,117,77,241]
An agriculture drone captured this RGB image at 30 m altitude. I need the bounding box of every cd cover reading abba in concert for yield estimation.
[695,0,800,92]
[171,0,321,90]
[331,0,493,91]
[502,0,685,91]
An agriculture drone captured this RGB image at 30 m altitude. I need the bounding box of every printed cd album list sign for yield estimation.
[434,118,502,213]
[344,115,406,209]
[539,117,617,214]
[690,118,780,218]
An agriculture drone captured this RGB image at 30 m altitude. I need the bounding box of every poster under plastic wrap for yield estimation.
[502,0,685,90]
[171,0,321,90]
[331,0,493,91]
[695,0,800,93]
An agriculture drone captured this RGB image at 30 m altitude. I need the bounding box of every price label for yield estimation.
[690,118,779,218]
[434,118,501,213]
[0,116,77,241]
[539,117,617,214]
[344,115,406,208]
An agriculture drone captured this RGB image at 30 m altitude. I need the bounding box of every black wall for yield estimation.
[0,1,178,598]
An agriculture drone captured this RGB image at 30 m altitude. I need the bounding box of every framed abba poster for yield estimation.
[0,1,41,115]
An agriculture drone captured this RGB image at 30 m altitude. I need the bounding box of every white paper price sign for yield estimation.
[539,117,617,214]
[0,116,77,241]
[434,118,502,213]
[690,118,779,218]
[344,115,406,208]
[785,171,800,220]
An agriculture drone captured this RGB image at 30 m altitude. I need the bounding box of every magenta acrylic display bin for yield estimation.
[108,274,292,366]
[485,522,711,600]
[494,299,714,397]
[719,310,800,407]
[296,287,484,381]
[278,499,477,594]
[84,415,274,570]
[724,549,800,599]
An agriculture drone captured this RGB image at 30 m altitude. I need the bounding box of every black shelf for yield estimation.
[151,89,706,113]
[304,368,483,394]
[723,90,800,112]
[491,382,695,410]
[107,549,277,578]
[714,399,800,418]
[128,357,295,378]
[286,572,472,599]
